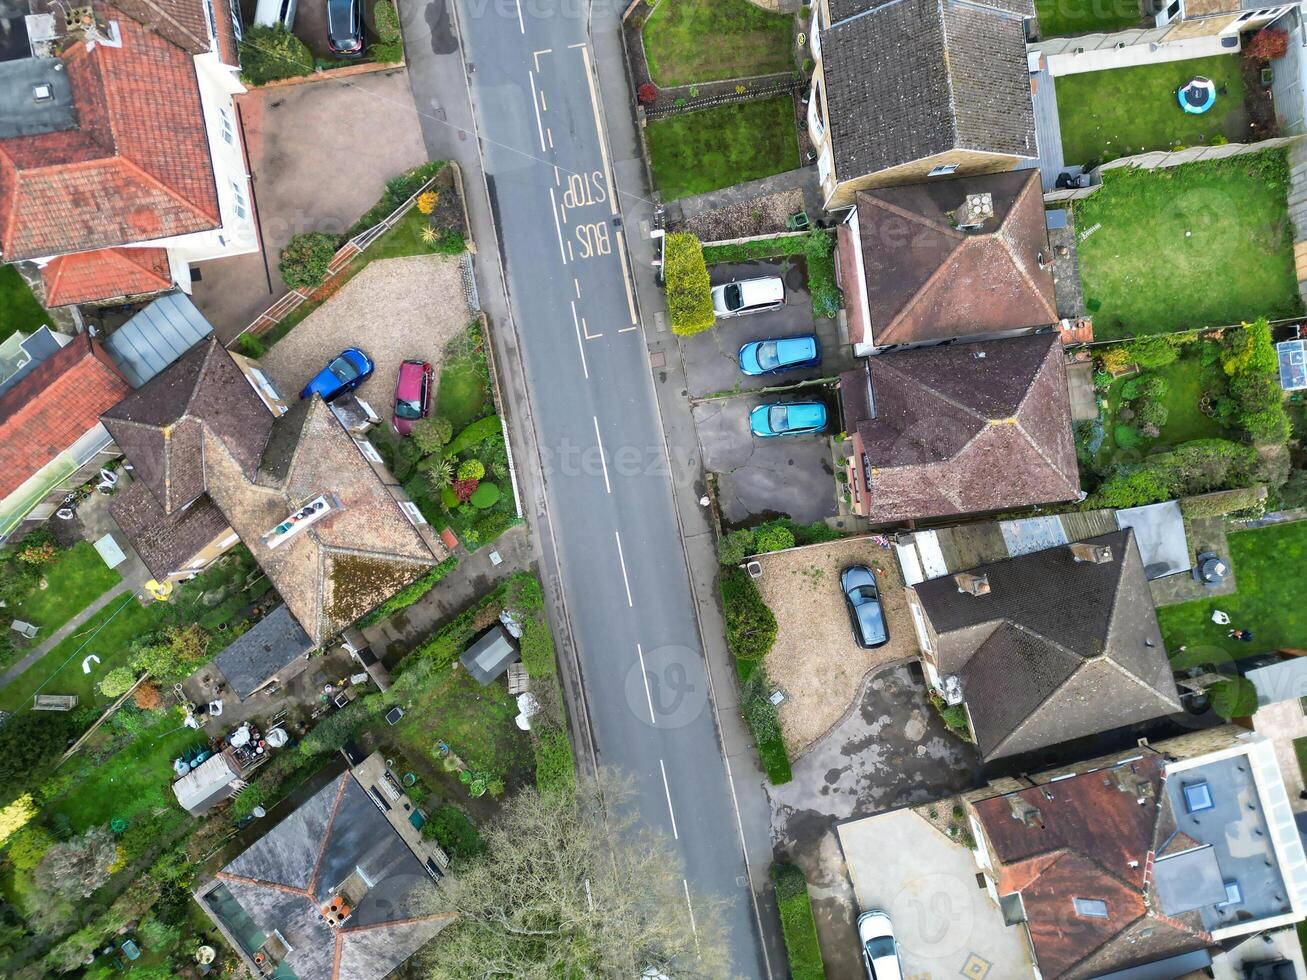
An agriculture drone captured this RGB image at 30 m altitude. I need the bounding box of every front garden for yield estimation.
[1056,55,1249,165]
[641,0,794,86]
[1074,151,1300,338]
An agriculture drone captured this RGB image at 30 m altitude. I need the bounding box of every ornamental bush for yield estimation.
[720,568,777,661]
[469,482,501,509]
[98,667,136,699]
[1124,335,1179,369]
[411,416,453,454]
[664,233,714,335]
[754,524,795,553]
[239,25,313,86]
[457,458,485,481]
[279,233,338,291]
[637,82,658,104]
[717,528,757,566]
[1245,26,1288,61]
[1121,374,1169,402]
[425,805,485,862]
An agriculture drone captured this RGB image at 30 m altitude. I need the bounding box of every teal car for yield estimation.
[749,401,827,438]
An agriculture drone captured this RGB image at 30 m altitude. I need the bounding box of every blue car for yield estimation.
[749,401,827,438]
[738,335,821,376]
[842,565,889,649]
[300,348,374,401]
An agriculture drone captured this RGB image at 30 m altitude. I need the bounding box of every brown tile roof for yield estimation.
[0,333,129,499]
[840,334,1079,522]
[972,756,1209,979]
[853,170,1057,347]
[110,478,230,580]
[820,0,1035,183]
[0,5,220,260]
[911,529,1182,761]
[40,246,172,306]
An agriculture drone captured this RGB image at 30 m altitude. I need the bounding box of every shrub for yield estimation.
[231,332,267,359]
[133,682,162,710]
[754,524,795,553]
[279,232,339,291]
[447,415,502,454]
[239,24,312,85]
[1133,399,1169,429]
[637,82,658,104]
[429,228,466,254]
[425,805,485,862]
[98,667,136,699]
[422,457,455,494]
[772,864,825,980]
[17,540,56,565]
[720,569,777,661]
[717,528,757,566]
[411,416,453,454]
[0,713,78,789]
[6,824,52,871]
[738,661,790,783]
[533,726,576,794]
[1100,347,1134,373]
[802,231,842,318]
[472,509,517,545]
[1114,424,1142,449]
[1124,335,1179,369]
[1121,374,1169,402]
[664,233,714,335]
[457,458,485,481]
[0,794,37,847]
[231,783,269,820]
[1179,485,1266,520]
[452,477,479,503]
[373,0,401,41]
[417,191,439,214]
[469,482,501,509]
[1210,677,1258,720]
[1245,26,1289,61]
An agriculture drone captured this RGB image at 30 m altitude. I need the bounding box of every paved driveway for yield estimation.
[678,259,853,399]
[692,388,838,525]
[768,663,984,978]
[190,70,428,341]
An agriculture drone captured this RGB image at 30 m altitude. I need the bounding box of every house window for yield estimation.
[355,438,383,464]
[400,500,427,526]
[1072,898,1109,918]
[218,107,235,146]
[927,163,960,177]
[230,179,248,220]
[910,601,934,654]
[228,0,243,40]
[1182,781,1214,813]
[817,145,833,186]
[203,0,218,40]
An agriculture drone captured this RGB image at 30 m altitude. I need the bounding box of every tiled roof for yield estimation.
[820,0,1036,182]
[40,246,173,306]
[109,478,230,580]
[912,529,1181,761]
[853,170,1057,346]
[0,6,220,260]
[0,333,129,499]
[108,0,210,54]
[840,334,1079,522]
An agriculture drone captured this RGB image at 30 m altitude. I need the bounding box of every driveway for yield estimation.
[678,259,853,399]
[257,254,469,409]
[768,663,984,978]
[189,70,428,341]
[838,808,1033,979]
[692,389,838,525]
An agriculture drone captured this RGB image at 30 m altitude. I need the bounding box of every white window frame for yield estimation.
[203,0,218,41]
[218,106,235,146]
[927,163,960,177]
[230,179,248,221]
[399,500,427,526]
[816,145,833,187]
[228,0,243,40]
[355,438,383,464]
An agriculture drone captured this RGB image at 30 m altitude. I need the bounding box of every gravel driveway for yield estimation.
[756,536,918,753]
[259,255,470,409]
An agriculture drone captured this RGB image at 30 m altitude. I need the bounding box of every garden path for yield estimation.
[0,580,136,693]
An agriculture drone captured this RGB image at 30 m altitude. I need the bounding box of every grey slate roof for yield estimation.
[101,291,213,388]
[821,0,1036,181]
[913,529,1181,760]
[461,625,519,686]
[212,604,315,700]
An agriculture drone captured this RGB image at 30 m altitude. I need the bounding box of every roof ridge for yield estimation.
[995,177,1059,323]
[306,773,351,898]
[862,192,966,241]
[1006,387,1079,494]
[1100,655,1183,711]
[214,870,311,898]
[340,913,458,936]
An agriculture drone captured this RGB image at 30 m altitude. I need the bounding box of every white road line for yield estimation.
[554,165,560,186]
[576,44,618,217]
[571,301,589,379]
[513,0,524,32]
[615,229,638,325]
[539,90,547,111]
[532,48,551,71]
[660,759,679,840]
[567,239,574,261]
[683,879,699,939]
[592,416,612,494]
[614,529,633,607]
[547,127,554,149]
[573,278,581,298]
[528,71,546,153]
[636,642,655,723]
[548,187,567,265]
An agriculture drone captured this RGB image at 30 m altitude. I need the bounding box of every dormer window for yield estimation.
[1072,898,1108,918]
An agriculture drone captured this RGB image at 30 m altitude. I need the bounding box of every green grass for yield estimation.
[436,352,491,432]
[735,657,792,784]
[13,541,121,634]
[1075,151,1300,339]
[1091,352,1227,467]
[771,863,825,980]
[1034,0,1140,38]
[647,97,799,201]
[1159,521,1307,665]
[1057,56,1249,165]
[1295,736,1307,783]
[642,0,794,86]
[0,266,51,344]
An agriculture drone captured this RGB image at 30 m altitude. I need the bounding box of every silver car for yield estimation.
[711,275,785,318]
[858,910,903,980]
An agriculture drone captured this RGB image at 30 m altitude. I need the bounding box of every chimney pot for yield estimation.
[954,572,990,596]
[1069,542,1113,564]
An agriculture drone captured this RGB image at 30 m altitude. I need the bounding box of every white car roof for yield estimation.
[737,276,784,305]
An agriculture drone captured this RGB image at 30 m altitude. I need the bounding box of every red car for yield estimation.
[392,360,433,435]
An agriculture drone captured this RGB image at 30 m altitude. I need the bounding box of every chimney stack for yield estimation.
[1069,542,1113,564]
[954,572,990,596]
[956,192,995,231]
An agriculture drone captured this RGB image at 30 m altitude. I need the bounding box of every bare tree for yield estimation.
[33,826,118,899]
[419,773,732,980]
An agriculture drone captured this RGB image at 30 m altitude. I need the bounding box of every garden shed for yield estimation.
[460,625,519,686]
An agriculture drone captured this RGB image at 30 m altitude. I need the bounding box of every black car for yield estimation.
[841,565,889,649]
[327,0,363,56]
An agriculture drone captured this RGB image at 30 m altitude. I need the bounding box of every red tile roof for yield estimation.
[41,246,172,306]
[0,333,130,500]
[0,5,221,261]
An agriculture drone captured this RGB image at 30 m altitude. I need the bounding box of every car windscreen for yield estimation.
[865,936,896,961]
[328,356,359,383]
[395,399,423,420]
[756,342,780,369]
[768,405,788,430]
[724,283,743,310]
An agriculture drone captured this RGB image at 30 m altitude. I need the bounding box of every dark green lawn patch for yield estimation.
[13,541,120,634]
[771,863,825,980]
[642,0,794,86]
[1057,56,1249,165]
[647,98,799,201]
[1159,520,1307,664]
[1034,0,1140,36]
[1074,152,1300,338]
[1295,736,1307,784]
[0,267,51,344]
[435,323,493,432]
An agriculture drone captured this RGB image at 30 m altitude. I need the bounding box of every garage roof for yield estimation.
[102,291,213,388]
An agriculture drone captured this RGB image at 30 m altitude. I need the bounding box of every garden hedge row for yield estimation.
[238,24,312,86]
[720,568,777,661]
[771,863,825,980]
[664,233,714,335]
[447,415,502,455]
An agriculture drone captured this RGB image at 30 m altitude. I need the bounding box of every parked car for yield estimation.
[301,348,374,401]
[857,910,903,980]
[841,566,889,649]
[738,334,821,376]
[711,276,785,318]
[253,0,296,29]
[748,400,827,438]
[392,359,433,436]
[326,0,364,56]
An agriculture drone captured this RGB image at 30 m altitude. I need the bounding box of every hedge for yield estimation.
[369,0,403,62]
[356,556,458,627]
[239,24,312,86]
[533,725,576,794]
[447,415,502,455]
[739,660,791,783]
[718,519,842,566]
[279,232,339,291]
[771,864,825,980]
[1179,485,1267,520]
[720,568,777,661]
[665,233,714,335]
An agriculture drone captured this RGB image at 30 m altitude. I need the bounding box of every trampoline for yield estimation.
[1178,77,1216,114]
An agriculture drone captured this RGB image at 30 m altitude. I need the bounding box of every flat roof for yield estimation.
[460,625,518,686]
[0,57,76,139]
[1115,500,1191,579]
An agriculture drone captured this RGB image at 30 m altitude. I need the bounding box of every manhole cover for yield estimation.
[649,350,666,369]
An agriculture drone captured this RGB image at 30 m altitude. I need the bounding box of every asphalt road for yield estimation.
[447,3,769,975]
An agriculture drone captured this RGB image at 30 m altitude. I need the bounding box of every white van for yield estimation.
[711,276,786,318]
[253,0,296,30]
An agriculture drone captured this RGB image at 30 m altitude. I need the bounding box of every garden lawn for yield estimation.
[13,541,121,634]
[1075,151,1300,338]
[646,97,799,201]
[1056,56,1249,165]
[0,266,51,344]
[642,0,794,86]
[1034,0,1139,37]
[435,344,492,432]
[1159,521,1307,664]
